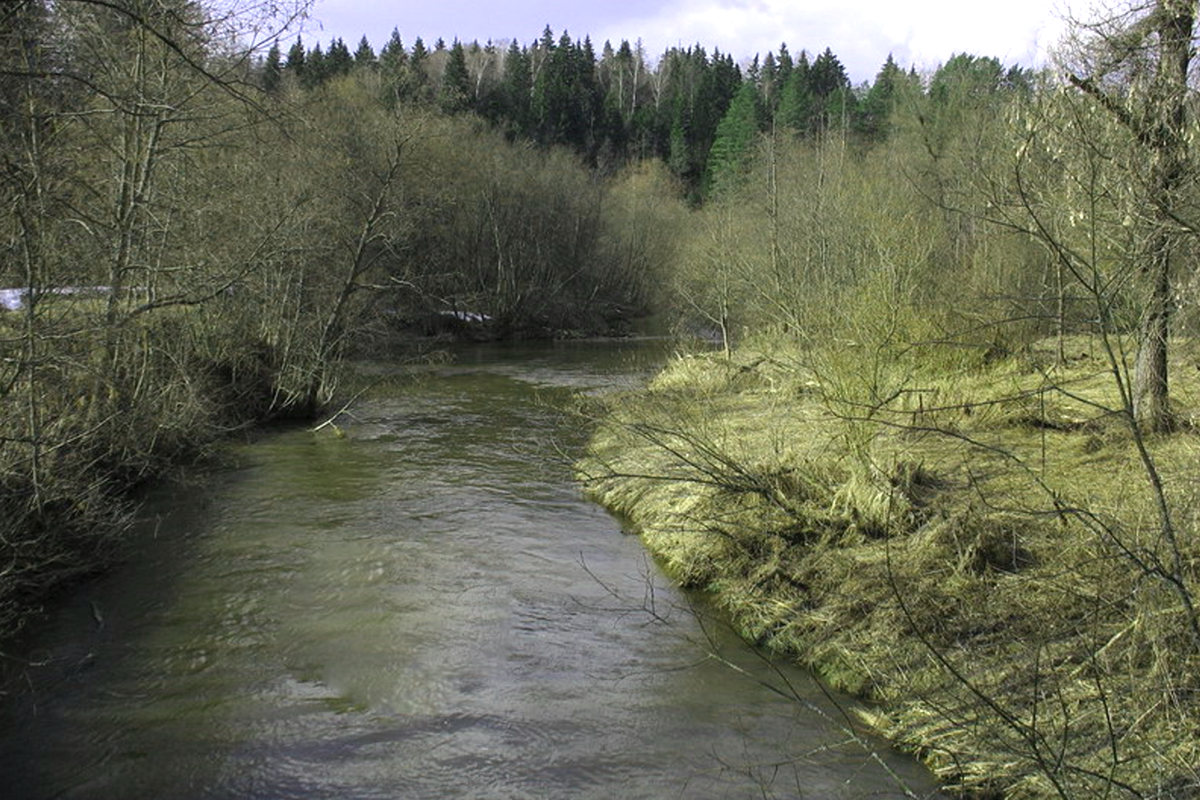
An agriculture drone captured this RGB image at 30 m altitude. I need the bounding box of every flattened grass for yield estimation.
[579,336,1200,798]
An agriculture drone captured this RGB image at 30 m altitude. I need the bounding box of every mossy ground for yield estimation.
[579,336,1200,799]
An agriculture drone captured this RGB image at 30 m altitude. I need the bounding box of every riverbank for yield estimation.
[579,337,1200,798]
[0,311,639,647]
[0,307,296,644]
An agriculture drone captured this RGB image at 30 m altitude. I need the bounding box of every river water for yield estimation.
[0,340,941,799]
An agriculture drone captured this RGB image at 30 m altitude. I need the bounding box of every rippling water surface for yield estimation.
[0,340,941,799]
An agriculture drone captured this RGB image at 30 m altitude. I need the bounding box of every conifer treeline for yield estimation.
[263,27,1032,196]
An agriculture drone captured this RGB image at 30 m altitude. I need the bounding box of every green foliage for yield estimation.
[262,41,282,93]
[326,37,353,77]
[264,25,942,190]
[379,28,405,72]
[439,39,471,113]
[285,35,304,75]
[808,47,849,97]
[857,54,907,139]
[704,81,761,198]
[303,42,326,88]
[498,40,531,136]
[353,35,376,70]
[777,58,816,134]
[529,30,602,154]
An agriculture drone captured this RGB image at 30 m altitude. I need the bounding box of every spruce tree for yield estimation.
[859,54,903,139]
[667,99,692,183]
[777,44,793,85]
[777,52,815,135]
[532,30,579,146]
[809,47,850,131]
[440,39,471,113]
[704,80,761,197]
[285,36,305,79]
[303,42,326,89]
[379,29,406,73]
[353,36,376,70]
[326,37,353,77]
[501,40,532,137]
[809,47,849,98]
[615,39,637,119]
[262,41,282,93]
[379,29,406,94]
[575,36,602,154]
[408,37,431,101]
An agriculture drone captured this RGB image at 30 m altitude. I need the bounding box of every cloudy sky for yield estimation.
[302,0,1071,83]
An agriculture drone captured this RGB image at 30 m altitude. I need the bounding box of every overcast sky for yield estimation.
[301,0,1071,83]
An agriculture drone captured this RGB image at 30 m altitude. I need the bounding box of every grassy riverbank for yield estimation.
[579,336,1200,798]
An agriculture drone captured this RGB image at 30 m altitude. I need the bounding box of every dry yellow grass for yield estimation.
[579,336,1200,798]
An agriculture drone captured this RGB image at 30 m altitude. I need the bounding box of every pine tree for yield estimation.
[532,30,581,146]
[598,40,634,158]
[574,36,602,154]
[690,48,741,175]
[760,51,778,108]
[538,25,556,55]
[615,39,638,119]
[746,54,760,86]
[929,53,1003,105]
[412,37,429,62]
[375,29,405,102]
[599,91,628,161]
[599,39,616,92]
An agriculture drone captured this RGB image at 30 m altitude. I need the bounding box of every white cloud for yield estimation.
[598,0,1068,81]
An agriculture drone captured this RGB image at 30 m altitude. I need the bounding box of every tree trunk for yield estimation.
[1132,233,1171,430]
[1131,0,1193,433]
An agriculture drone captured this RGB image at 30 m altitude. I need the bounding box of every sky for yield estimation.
[300,0,1073,83]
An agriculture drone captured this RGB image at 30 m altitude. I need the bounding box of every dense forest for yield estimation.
[268,26,968,197]
[4,0,1200,797]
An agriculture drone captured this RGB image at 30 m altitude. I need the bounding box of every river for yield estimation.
[0,339,941,799]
